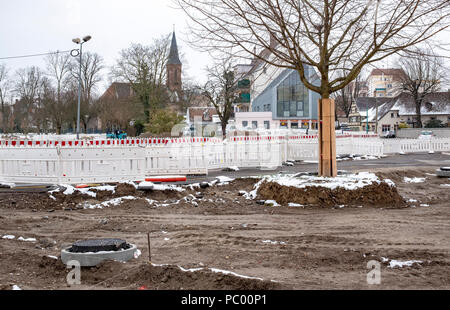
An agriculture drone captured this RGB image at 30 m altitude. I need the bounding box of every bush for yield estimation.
[144,109,185,135]
[424,119,444,128]
[398,123,410,129]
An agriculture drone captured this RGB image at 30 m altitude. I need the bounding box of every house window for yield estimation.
[291,122,299,129]
[277,71,309,118]
[382,125,391,132]
[242,121,248,128]
[264,121,270,129]
[391,113,394,118]
[252,121,258,129]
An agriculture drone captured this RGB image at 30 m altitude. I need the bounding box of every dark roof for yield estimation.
[100,82,134,100]
[355,97,392,112]
[168,32,182,65]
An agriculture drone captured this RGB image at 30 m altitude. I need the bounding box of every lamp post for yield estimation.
[71,35,92,140]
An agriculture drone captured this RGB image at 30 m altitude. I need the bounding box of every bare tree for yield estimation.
[70,52,104,132]
[398,49,447,128]
[0,64,11,132]
[176,0,450,176]
[45,52,72,134]
[203,60,238,138]
[112,36,171,123]
[15,66,44,132]
[334,74,364,119]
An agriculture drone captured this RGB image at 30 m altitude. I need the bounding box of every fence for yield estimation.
[1,134,448,185]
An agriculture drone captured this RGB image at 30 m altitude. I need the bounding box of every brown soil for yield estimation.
[257,182,406,208]
[0,167,449,290]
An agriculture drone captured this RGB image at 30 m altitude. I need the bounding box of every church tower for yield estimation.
[167,31,182,92]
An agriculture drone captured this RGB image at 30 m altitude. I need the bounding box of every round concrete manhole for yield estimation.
[70,238,130,253]
[61,238,138,267]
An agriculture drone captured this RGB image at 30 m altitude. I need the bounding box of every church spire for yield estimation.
[168,30,182,65]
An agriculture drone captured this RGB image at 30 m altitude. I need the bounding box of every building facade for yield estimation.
[250,66,321,130]
[366,68,406,98]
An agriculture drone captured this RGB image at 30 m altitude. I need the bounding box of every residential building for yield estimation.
[366,68,406,98]
[350,92,450,133]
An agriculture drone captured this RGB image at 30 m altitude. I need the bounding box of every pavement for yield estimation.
[2,152,450,192]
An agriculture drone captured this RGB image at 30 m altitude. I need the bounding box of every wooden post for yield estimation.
[147,232,151,263]
[318,99,337,177]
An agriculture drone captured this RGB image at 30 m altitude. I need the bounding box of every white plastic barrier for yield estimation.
[1,135,449,184]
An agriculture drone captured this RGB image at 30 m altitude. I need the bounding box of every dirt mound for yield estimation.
[0,193,59,210]
[374,167,432,184]
[257,182,406,208]
[115,183,137,196]
[79,261,286,290]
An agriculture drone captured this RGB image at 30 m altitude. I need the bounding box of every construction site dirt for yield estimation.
[0,166,449,290]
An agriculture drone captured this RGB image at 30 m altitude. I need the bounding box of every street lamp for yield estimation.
[71,35,92,140]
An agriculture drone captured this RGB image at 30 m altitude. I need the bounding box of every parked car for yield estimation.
[383,130,396,138]
[418,130,434,139]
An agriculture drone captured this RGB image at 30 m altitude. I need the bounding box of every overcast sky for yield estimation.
[0,0,213,94]
[1,0,449,95]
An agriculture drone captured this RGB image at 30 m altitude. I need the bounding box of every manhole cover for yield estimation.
[69,238,130,253]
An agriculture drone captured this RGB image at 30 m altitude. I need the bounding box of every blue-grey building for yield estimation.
[251,65,321,129]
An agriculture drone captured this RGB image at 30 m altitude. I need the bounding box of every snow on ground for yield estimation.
[17,237,37,242]
[49,184,116,198]
[151,263,265,281]
[3,235,36,242]
[215,176,235,184]
[257,172,393,191]
[264,200,280,207]
[81,196,137,209]
[404,177,426,183]
[382,257,423,268]
[12,285,22,290]
[288,203,304,207]
[262,240,287,245]
[138,181,185,192]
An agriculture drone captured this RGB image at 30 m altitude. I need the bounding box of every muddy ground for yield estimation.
[0,166,449,290]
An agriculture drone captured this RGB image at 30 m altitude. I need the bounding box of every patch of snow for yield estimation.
[178,266,204,273]
[404,177,426,183]
[388,260,422,268]
[209,268,264,281]
[440,184,450,187]
[164,238,170,241]
[216,176,235,183]
[408,199,418,203]
[384,179,396,187]
[262,240,286,245]
[2,235,15,240]
[49,195,56,201]
[420,204,430,207]
[83,196,137,209]
[228,166,240,171]
[288,203,303,207]
[12,285,22,290]
[47,255,58,260]
[260,172,390,191]
[17,237,37,242]
[264,200,280,207]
